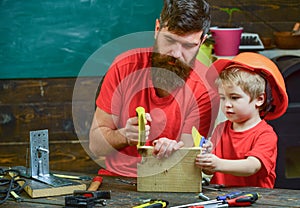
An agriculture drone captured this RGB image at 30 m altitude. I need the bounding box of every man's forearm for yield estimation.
[89,124,128,157]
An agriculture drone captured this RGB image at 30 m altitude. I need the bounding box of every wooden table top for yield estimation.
[2,174,300,208]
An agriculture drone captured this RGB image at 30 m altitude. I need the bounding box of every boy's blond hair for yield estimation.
[215,67,266,104]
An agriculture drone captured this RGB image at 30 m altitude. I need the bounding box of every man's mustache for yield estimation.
[151,53,191,79]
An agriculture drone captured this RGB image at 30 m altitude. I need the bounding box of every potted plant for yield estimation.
[210,7,243,56]
[197,35,215,66]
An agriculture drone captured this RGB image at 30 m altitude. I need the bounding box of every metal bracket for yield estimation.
[29,129,77,187]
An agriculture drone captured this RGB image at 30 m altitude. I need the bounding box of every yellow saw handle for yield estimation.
[136,106,146,148]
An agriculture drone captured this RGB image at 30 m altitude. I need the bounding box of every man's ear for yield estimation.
[200,34,208,45]
[154,19,160,39]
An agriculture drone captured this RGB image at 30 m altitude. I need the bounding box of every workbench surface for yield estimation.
[2,174,300,207]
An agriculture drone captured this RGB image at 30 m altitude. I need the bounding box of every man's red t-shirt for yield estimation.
[96,47,218,177]
[211,120,278,188]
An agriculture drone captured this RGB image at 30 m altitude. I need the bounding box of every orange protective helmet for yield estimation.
[209,52,288,120]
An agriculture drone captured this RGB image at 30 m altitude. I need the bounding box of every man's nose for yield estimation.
[170,43,183,59]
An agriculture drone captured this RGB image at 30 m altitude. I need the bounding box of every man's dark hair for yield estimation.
[160,0,211,37]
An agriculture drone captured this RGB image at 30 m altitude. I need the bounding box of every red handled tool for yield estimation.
[217,191,260,207]
[226,195,255,207]
[84,176,103,197]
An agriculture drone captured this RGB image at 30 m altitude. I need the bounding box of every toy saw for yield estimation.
[136,106,146,148]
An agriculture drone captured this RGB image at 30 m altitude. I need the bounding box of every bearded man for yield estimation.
[89,0,219,177]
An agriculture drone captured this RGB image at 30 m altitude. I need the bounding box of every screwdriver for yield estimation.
[243,192,260,201]
[133,199,169,208]
[225,195,255,207]
[217,191,260,207]
[217,191,260,201]
[216,191,242,201]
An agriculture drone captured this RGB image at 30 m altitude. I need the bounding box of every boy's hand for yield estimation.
[201,139,213,154]
[195,153,220,173]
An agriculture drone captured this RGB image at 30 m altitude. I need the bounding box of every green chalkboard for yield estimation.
[0,0,162,79]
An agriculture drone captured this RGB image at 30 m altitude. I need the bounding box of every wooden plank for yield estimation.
[24,181,86,199]
[0,132,79,144]
[0,102,96,142]
[0,101,96,143]
[0,78,75,104]
[72,76,102,102]
[137,146,202,192]
[72,100,96,139]
[0,103,75,142]
[7,173,86,198]
[0,77,101,104]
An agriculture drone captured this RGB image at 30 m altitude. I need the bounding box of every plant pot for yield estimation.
[210,26,243,56]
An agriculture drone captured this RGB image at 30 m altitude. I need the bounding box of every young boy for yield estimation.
[195,52,288,188]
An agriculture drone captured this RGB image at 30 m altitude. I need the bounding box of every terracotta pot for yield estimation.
[274,31,300,49]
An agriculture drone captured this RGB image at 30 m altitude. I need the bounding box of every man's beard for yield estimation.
[151,45,196,93]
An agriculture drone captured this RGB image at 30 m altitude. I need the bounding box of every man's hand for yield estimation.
[122,113,151,146]
[152,138,184,159]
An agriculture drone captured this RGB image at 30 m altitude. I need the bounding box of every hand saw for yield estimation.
[136,106,146,148]
[192,126,206,147]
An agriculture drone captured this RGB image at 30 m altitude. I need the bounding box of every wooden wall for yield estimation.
[0,77,103,173]
[208,0,300,38]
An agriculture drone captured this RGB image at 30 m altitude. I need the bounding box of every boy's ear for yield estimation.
[256,93,265,108]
